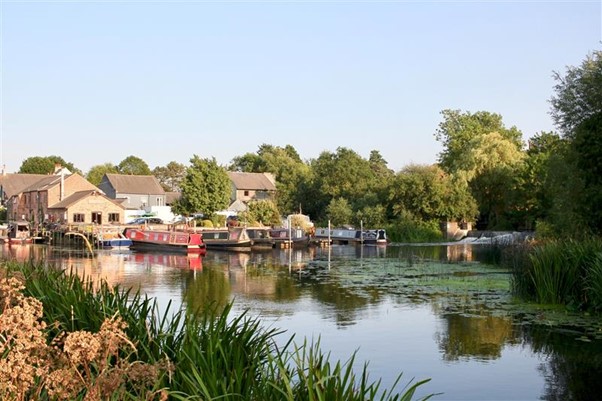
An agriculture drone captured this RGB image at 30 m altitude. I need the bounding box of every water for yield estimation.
[2,243,602,400]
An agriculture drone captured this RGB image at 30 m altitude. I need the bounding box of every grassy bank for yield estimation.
[508,238,602,311]
[0,261,433,401]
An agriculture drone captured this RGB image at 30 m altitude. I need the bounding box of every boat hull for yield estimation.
[124,229,206,254]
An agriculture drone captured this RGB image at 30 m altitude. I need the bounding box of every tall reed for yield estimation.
[2,261,433,401]
[509,238,602,310]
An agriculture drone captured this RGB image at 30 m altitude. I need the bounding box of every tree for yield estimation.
[173,156,230,217]
[239,200,281,226]
[152,161,186,192]
[550,50,602,136]
[117,155,151,175]
[19,156,80,175]
[389,164,477,223]
[326,198,353,227]
[86,163,118,186]
[435,109,523,174]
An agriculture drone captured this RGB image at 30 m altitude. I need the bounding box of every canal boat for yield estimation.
[123,228,206,254]
[96,231,133,249]
[6,221,33,245]
[313,228,388,245]
[246,227,275,249]
[196,227,252,251]
[270,227,310,248]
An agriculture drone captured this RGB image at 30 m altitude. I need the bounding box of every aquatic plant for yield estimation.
[508,239,602,311]
[1,261,433,401]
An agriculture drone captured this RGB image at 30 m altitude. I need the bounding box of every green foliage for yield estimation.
[18,155,80,175]
[200,219,214,228]
[389,164,477,223]
[174,155,230,217]
[117,155,152,175]
[239,199,281,226]
[326,197,353,227]
[435,109,523,174]
[509,239,602,311]
[85,163,118,186]
[550,50,602,136]
[386,211,443,243]
[0,206,6,223]
[152,161,186,192]
[354,204,387,228]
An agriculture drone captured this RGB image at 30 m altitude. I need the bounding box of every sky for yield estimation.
[0,1,600,174]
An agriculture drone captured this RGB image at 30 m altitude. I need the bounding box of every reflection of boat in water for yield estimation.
[246,227,275,249]
[6,221,33,245]
[196,227,252,252]
[132,252,203,271]
[313,228,388,245]
[123,228,206,254]
[96,231,132,249]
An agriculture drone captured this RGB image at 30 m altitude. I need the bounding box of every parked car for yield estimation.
[127,217,163,225]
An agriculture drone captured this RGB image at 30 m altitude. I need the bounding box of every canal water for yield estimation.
[2,243,602,401]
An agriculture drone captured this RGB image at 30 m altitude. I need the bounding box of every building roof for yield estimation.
[227,199,248,212]
[104,174,165,195]
[0,173,49,198]
[48,190,124,209]
[165,191,181,204]
[227,172,277,191]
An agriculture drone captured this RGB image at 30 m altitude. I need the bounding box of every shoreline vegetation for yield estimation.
[0,261,434,401]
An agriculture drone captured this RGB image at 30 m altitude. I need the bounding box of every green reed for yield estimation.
[2,260,433,401]
[508,239,602,311]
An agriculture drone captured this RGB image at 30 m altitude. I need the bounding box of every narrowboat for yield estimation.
[313,228,388,245]
[123,228,206,254]
[197,227,252,251]
[246,227,275,249]
[270,227,310,248]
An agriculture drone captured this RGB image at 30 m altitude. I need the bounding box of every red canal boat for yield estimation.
[123,228,206,254]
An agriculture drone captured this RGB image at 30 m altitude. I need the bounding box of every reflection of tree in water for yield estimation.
[521,325,602,401]
[183,267,231,315]
[436,311,517,361]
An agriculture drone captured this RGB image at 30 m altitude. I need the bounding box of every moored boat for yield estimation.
[7,221,33,245]
[246,227,275,249]
[123,228,206,254]
[313,228,388,245]
[97,231,133,249]
[270,227,310,248]
[196,227,252,252]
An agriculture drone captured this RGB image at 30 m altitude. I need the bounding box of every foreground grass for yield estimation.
[1,260,433,401]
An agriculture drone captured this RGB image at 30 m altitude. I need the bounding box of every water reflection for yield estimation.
[1,243,599,400]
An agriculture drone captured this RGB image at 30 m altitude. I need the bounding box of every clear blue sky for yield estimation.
[1,0,600,174]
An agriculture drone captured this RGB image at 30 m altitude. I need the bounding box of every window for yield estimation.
[244,190,249,196]
[156,197,164,206]
[108,213,120,223]
[73,213,85,223]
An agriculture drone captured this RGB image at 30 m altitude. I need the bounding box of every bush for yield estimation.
[386,212,443,243]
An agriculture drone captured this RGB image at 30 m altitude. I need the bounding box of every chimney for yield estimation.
[54,163,62,174]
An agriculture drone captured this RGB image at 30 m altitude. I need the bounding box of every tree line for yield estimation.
[16,50,602,238]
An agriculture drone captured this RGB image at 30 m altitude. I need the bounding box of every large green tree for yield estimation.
[173,156,230,217]
[389,164,477,223]
[19,156,80,175]
[550,50,602,136]
[117,155,152,175]
[152,161,186,192]
[86,163,118,186]
[435,109,523,174]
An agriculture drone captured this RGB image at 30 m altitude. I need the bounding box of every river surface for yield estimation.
[2,243,602,401]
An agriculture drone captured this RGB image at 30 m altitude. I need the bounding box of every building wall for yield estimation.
[49,195,125,224]
[114,192,166,210]
[232,189,274,203]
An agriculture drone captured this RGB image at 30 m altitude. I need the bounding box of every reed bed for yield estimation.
[1,260,433,401]
[508,238,602,311]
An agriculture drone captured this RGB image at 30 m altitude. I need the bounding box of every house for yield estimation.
[227,172,277,205]
[97,174,166,210]
[47,190,126,225]
[0,173,48,207]
[7,172,98,225]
